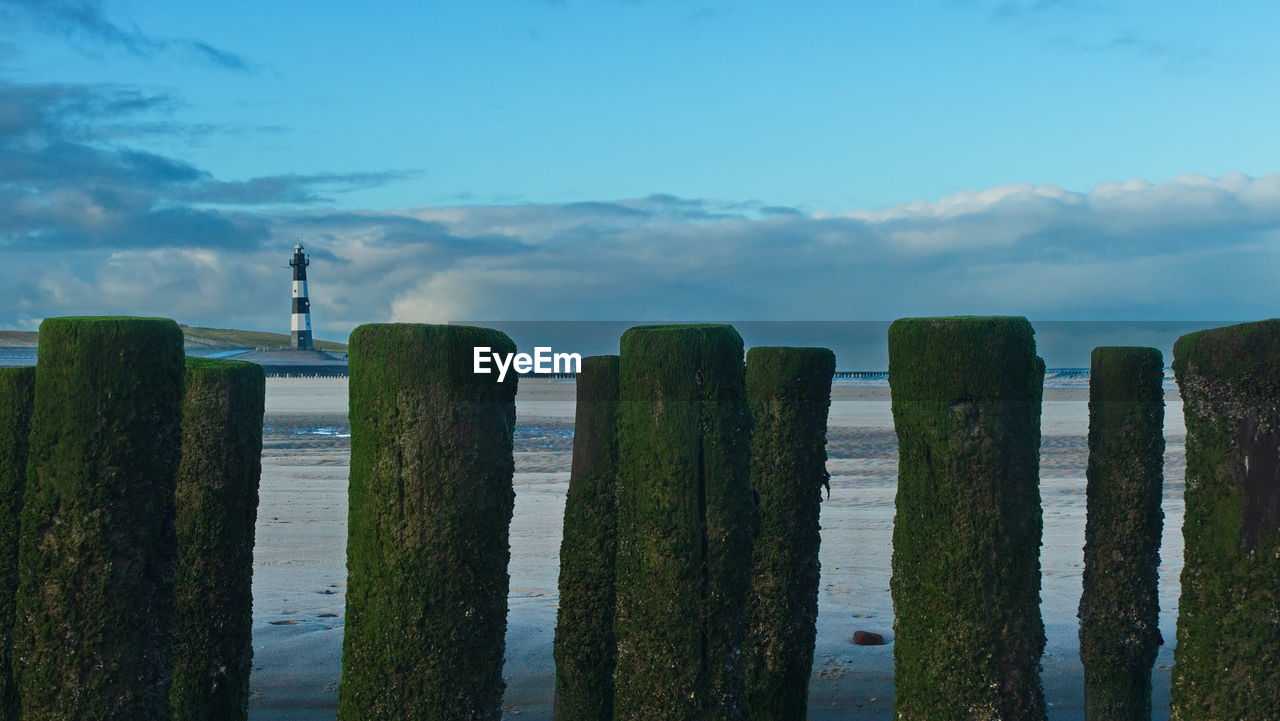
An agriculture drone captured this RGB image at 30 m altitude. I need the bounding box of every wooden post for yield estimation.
[742,347,835,721]
[613,324,755,721]
[1078,346,1164,721]
[15,316,184,720]
[339,323,518,721]
[171,358,266,721]
[888,316,1046,721]
[1171,320,1280,719]
[554,355,620,720]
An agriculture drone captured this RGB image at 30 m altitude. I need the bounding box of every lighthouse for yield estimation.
[289,242,314,350]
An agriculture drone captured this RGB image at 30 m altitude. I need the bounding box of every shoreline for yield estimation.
[250,378,1184,720]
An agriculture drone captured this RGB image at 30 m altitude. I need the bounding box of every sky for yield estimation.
[2,0,1280,338]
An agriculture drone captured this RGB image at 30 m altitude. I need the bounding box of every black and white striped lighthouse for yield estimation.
[289,242,314,350]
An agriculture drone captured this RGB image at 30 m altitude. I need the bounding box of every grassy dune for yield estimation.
[181,327,347,352]
[0,327,346,352]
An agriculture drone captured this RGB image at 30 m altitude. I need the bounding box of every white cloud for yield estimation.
[5,172,1280,336]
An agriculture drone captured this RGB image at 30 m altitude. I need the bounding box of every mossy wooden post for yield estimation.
[1170,320,1280,720]
[887,316,1047,721]
[171,358,266,721]
[743,346,835,721]
[613,324,755,721]
[14,316,185,720]
[1078,347,1164,721]
[0,366,35,719]
[338,323,518,721]
[553,355,620,721]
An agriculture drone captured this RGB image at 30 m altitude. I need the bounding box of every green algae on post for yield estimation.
[613,324,755,721]
[338,323,518,721]
[742,346,835,721]
[1078,347,1164,721]
[0,366,35,720]
[1170,320,1280,720]
[553,355,620,721]
[171,358,266,721]
[14,316,185,720]
[888,316,1047,721]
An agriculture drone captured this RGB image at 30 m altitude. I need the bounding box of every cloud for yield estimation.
[759,205,803,217]
[8,168,1280,337]
[2,82,1278,337]
[0,80,411,255]
[1050,30,1211,70]
[187,172,418,205]
[978,0,1209,70]
[0,0,252,71]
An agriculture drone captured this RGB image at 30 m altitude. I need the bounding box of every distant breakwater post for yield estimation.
[743,347,835,721]
[14,317,184,720]
[172,358,266,721]
[1170,321,1280,719]
[0,366,35,719]
[613,324,756,721]
[553,355,620,721]
[338,324,518,721]
[1078,347,1164,721]
[887,316,1047,721]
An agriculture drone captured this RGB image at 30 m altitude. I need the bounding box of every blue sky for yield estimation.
[8,0,1278,209]
[2,1,1279,335]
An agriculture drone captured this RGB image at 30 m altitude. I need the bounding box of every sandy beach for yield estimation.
[249,378,1187,721]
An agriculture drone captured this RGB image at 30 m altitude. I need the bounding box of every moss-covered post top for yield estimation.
[623,322,739,334]
[616,325,742,399]
[888,316,1041,401]
[620,323,743,346]
[1173,319,1280,396]
[36,316,184,382]
[580,354,620,368]
[40,315,178,324]
[578,355,620,392]
[1090,347,1164,401]
[348,322,517,390]
[744,347,836,400]
[39,315,182,340]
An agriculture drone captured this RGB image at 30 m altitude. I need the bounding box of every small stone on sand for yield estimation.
[852,630,885,646]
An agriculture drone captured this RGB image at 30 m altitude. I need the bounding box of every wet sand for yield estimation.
[249,378,1186,720]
